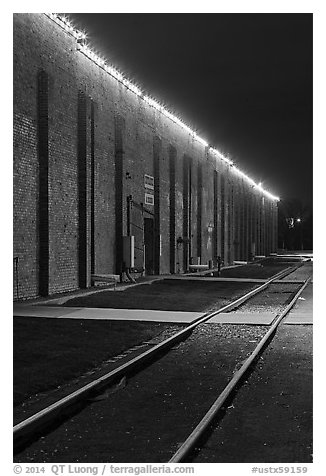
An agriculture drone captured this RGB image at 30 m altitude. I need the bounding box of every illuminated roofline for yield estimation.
[44,13,280,202]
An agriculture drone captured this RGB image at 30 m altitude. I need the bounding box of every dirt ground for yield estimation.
[14,323,270,463]
[14,323,312,463]
[13,319,182,407]
[61,279,257,311]
[193,325,313,463]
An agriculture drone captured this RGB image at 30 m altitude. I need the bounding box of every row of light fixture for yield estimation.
[45,13,280,202]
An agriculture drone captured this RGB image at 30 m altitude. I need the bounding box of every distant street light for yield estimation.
[296,218,303,249]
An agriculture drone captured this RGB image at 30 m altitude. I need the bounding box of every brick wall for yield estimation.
[13,13,278,299]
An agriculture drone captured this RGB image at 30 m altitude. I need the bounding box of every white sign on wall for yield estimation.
[145,193,154,206]
[144,174,154,190]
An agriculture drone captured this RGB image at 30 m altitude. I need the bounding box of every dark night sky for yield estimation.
[69,13,312,207]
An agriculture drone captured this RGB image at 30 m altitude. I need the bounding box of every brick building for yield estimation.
[13,13,279,300]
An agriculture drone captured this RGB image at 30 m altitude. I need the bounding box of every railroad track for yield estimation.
[169,276,311,462]
[14,263,308,459]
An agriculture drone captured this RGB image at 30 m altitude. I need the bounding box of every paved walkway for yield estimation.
[12,305,275,325]
[13,302,311,325]
[13,305,204,323]
[283,281,313,325]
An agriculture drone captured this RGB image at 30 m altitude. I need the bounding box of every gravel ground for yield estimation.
[230,282,302,314]
[215,263,290,279]
[193,325,312,463]
[15,323,269,463]
[15,321,312,463]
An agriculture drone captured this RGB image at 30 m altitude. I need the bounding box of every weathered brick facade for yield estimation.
[13,13,278,300]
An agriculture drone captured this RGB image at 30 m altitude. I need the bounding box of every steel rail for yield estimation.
[168,276,312,463]
[13,265,297,449]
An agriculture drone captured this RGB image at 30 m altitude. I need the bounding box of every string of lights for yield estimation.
[45,13,280,202]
